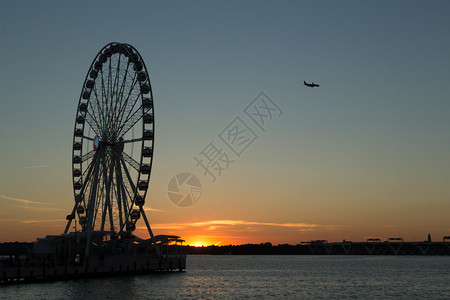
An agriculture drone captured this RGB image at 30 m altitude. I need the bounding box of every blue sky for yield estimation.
[0,0,449,244]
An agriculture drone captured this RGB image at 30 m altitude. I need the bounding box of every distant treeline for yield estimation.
[184,243,310,255]
[0,242,31,256]
[0,242,309,256]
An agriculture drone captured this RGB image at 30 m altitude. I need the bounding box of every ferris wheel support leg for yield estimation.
[83,153,102,267]
[140,207,161,255]
[63,206,77,234]
[100,155,115,233]
[116,159,129,230]
[65,152,97,235]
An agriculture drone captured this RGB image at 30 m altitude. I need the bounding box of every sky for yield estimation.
[0,0,449,246]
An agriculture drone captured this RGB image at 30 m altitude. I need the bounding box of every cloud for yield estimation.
[22,206,68,212]
[17,164,50,170]
[21,219,64,224]
[0,194,68,212]
[0,194,42,205]
[187,220,322,229]
[149,224,185,230]
[144,207,166,212]
[151,219,339,231]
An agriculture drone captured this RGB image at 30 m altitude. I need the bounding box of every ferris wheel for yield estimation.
[64,43,156,242]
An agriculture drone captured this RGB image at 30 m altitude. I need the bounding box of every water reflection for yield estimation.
[1,256,449,299]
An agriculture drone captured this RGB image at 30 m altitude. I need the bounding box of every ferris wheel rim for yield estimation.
[70,42,155,237]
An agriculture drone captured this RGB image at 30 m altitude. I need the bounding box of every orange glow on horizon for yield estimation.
[4,217,449,245]
[184,237,220,247]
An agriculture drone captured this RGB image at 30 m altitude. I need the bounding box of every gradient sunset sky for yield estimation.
[0,0,449,246]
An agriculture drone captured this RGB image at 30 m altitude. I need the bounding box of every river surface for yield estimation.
[1,255,449,299]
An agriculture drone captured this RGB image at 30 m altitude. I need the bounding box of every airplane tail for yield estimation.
[303,81,306,85]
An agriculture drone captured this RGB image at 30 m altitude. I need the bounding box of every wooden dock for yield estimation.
[1,253,185,284]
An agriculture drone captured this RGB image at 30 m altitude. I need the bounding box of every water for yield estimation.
[1,255,449,299]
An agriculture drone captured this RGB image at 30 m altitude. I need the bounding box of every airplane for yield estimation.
[304,81,319,87]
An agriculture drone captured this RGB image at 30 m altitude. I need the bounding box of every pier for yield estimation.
[0,233,185,284]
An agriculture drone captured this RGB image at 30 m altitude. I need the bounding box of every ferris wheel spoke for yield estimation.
[119,157,141,204]
[109,56,123,127]
[119,60,138,105]
[115,157,134,232]
[110,58,131,129]
[82,149,96,163]
[98,154,107,232]
[98,159,109,229]
[100,153,114,232]
[115,56,131,113]
[117,180,128,231]
[119,157,145,233]
[85,150,102,235]
[121,152,140,171]
[74,150,99,198]
[107,57,113,113]
[100,68,113,135]
[100,68,108,121]
[107,58,119,130]
[105,76,116,134]
[95,72,108,131]
[117,84,140,119]
[122,105,153,139]
[117,96,142,131]
[83,111,101,138]
[91,153,106,230]
[102,66,110,130]
[77,158,94,183]
[116,103,143,138]
[120,185,134,229]
[107,154,117,231]
[123,137,143,144]
[120,174,133,231]
[78,135,95,142]
[92,178,103,229]
[119,158,138,195]
[113,173,124,230]
[90,86,106,131]
[113,74,139,131]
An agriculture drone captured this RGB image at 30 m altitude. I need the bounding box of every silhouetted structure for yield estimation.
[0,234,184,284]
[184,237,450,256]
